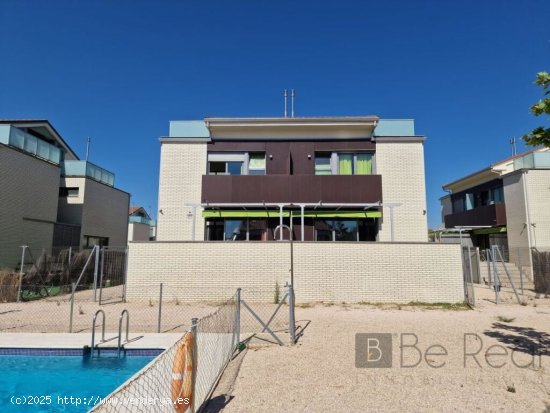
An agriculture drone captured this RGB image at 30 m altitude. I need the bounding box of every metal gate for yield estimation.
[97,246,127,304]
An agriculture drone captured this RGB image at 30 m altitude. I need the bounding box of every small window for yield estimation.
[491,187,504,204]
[248,153,266,175]
[59,187,79,197]
[465,193,474,211]
[315,154,332,175]
[84,236,108,248]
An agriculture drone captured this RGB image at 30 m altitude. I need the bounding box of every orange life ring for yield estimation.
[171,333,194,413]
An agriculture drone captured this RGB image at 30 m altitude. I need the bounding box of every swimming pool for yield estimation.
[0,348,161,412]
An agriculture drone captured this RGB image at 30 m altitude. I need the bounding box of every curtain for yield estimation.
[339,154,353,175]
[356,154,372,175]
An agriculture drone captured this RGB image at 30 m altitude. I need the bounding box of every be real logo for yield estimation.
[355,333,544,369]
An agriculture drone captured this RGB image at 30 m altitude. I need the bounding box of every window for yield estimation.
[315,220,360,241]
[84,236,109,248]
[59,187,79,197]
[314,152,373,175]
[465,193,474,211]
[248,153,266,175]
[315,154,332,175]
[491,187,504,204]
[205,218,267,241]
[207,152,265,175]
[224,220,247,240]
[452,197,464,213]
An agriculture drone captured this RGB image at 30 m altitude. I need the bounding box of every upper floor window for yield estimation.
[314,152,373,175]
[59,187,79,197]
[207,152,265,176]
[248,153,266,175]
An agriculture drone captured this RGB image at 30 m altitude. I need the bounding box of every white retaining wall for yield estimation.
[126,242,464,304]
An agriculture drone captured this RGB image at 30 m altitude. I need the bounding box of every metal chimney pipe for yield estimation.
[291,89,295,118]
[284,90,288,118]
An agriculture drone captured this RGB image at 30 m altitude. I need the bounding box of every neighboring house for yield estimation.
[440,146,550,274]
[0,120,130,269]
[156,116,428,242]
[128,206,156,241]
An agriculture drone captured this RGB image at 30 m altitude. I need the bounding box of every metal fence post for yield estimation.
[69,282,76,333]
[93,246,100,302]
[517,247,524,296]
[288,284,296,345]
[190,317,198,413]
[157,283,163,333]
[17,245,27,303]
[236,288,241,348]
[475,247,481,285]
[98,247,106,305]
[486,249,492,288]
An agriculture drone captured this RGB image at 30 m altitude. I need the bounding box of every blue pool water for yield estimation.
[0,352,156,412]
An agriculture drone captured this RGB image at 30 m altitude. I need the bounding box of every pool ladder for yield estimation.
[91,309,130,358]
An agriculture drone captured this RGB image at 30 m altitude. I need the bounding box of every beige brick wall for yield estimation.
[375,141,428,242]
[525,169,550,249]
[0,145,60,268]
[156,142,207,241]
[126,242,464,304]
[81,178,129,247]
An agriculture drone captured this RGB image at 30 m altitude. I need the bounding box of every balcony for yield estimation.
[513,151,550,170]
[444,203,506,228]
[201,174,383,204]
[0,125,62,165]
[129,215,156,226]
[62,160,115,187]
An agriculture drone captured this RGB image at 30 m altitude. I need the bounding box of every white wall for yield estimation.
[126,242,464,304]
[525,169,550,249]
[156,142,207,241]
[375,141,428,241]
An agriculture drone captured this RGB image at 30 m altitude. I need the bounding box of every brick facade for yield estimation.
[126,241,464,304]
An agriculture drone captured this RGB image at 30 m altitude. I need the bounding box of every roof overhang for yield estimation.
[442,167,501,193]
[204,116,379,141]
[0,119,79,160]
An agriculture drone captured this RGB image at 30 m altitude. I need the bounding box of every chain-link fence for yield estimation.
[91,292,238,412]
[532,248,550,294]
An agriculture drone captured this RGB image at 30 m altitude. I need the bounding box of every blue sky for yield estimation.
[1,0,548,229]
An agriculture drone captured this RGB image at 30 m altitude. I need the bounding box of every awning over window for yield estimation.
[203,210,290,218]
[472,226,507,235]
[202,210,382,218]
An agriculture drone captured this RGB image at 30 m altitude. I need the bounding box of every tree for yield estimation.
[523,71,550,148]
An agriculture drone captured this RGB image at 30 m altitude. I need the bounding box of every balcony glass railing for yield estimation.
[62,160,115,187]
[129,215,156,226]
[0,125,61,165]
[513,151,550,170]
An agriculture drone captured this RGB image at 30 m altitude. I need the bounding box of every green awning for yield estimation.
[472,226,507,235]
[202,210,290,218]
[202,210,382,219]
[300,211,382,218]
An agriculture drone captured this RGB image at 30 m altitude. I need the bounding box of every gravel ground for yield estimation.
[0,287,221,333]
[221,285,550,413]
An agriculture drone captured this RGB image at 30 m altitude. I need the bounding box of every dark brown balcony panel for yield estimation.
[202,175,382,204]
[444,203,507,228]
